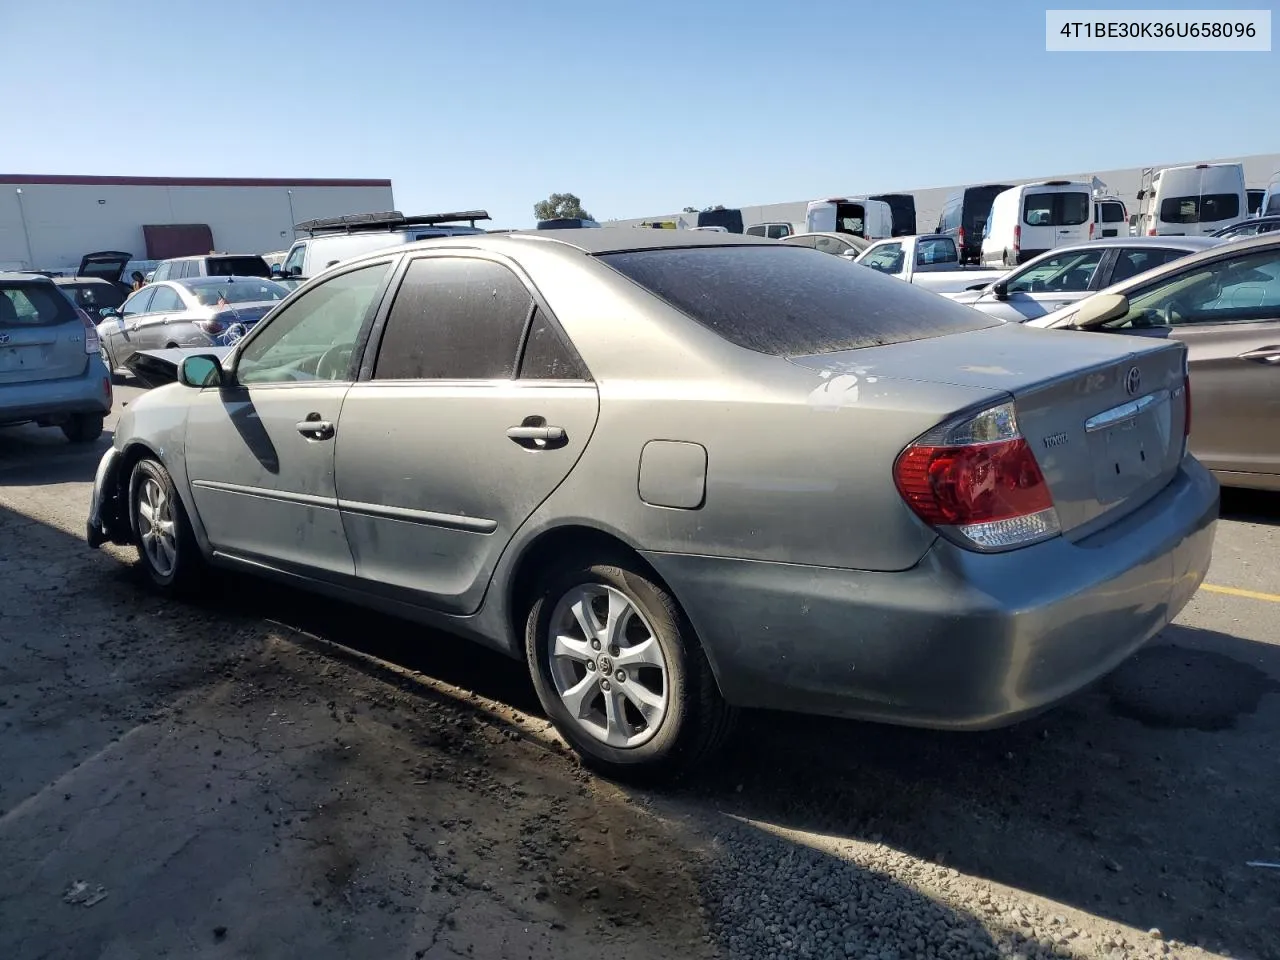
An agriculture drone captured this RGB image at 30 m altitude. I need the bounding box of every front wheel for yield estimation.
[129,458,202,594]
[525,559,735,782]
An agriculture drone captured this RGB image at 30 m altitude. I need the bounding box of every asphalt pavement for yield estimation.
[0,383,1276,960]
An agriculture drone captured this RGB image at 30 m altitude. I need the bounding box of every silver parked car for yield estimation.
[780,231,871,257]
[97,277,291,378]
[947,237,1223,322]
[86,231,1219,779]
[1,273,113,442]
[1029,232,1280,492]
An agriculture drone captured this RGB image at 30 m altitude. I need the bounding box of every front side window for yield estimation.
[1267,194,1280,216]
[1160,193,1241,224]
[811,235,851,256]
[1023,192,1089,227]
[599,245,997,357]
[236,261,392,385]
[860,242,905,273]
[766,224,791,239]
[121,287,156,317]
[781,235,817,248]
[152,262,172,282]
[373,257,533,380]
[282,243,307,276]
[1103,249,1280,329]
[1006,249,1104,294]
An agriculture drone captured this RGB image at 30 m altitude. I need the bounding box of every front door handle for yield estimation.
[296,417,335,440]
[1238,346,1280,364]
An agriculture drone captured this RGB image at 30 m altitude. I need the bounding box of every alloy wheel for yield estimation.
[136,477,177,577]
[547,584,669,748]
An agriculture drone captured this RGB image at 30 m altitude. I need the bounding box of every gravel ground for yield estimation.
[1,399,1277,960]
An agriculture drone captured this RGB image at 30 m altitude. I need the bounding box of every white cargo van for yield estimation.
[1135,163,1247,237]
[804,198,893,240]
[979,181,1094,267]
[279,210,489,281]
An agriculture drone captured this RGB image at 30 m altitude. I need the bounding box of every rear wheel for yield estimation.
[129,458,202,594]
[525,558,735,782]
[61,413,104,444]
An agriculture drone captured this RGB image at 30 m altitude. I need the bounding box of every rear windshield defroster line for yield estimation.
[598,246,998,357]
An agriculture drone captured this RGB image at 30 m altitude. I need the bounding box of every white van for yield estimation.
[280,210,489,281]
[979,180,1094,267]
[1135,163,1247,237]
[804,198,893,240]
[1259,170,1280,218]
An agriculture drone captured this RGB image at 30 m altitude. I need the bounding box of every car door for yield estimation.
[109,286,155,366]
[1108,245,1280,480]
[182,257,398,578]
[134,284,185,349]
[974,248,1106,321]
[334,252,600,616]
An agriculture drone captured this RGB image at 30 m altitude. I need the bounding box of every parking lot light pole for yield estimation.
[286,189,297,241]
[15,188,35,270]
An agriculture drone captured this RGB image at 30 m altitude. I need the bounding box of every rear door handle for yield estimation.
[1238,346,1280,364]
[507,425,565,441]
[296,418,335,440]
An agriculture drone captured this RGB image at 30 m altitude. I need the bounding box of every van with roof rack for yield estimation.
[277,210,490,282]
[1134,163,1246,238]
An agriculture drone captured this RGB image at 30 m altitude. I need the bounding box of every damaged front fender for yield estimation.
[86,446,130,548]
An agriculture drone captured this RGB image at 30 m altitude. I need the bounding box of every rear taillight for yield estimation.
[1013,224,1021,259]
[957,226,966,250]
[893,401,1061,551]
[1147,227,1157,236]
[76,307,100,355]
[1089,222,1095,240]
[195,318,225,335]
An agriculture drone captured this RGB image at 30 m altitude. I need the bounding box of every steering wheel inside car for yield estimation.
[1161,300,1189,326]
[315,344,354,381]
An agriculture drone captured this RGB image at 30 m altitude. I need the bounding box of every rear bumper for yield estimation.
[643,457,1219,730]
[0,362,112,426]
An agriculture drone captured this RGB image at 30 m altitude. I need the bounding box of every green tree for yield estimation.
[534,193,593,222]
[682,206,698,213]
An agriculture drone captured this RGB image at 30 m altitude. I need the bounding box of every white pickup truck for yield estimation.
[854,235,1005,294]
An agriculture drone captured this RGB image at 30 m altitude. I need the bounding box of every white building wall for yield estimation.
[607,151,1280,236]
[0,179,395,271]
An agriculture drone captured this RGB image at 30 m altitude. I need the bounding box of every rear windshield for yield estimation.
[1100,202,1126,223]
[963,185,1010,232]
[1023,192,1090,227]
[598,245,997,357]
[182,278,290,306]
[59,281,126,312]
[1159,194,1241,224]
[0,282,79,327]
[207,256,271,277]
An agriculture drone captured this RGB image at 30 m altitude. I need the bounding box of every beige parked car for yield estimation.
[1030,232,1280,491]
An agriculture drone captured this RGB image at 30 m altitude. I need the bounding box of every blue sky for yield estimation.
[4,0,1275,227]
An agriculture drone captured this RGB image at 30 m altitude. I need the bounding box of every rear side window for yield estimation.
[1108,247,1191,284]
[518,307,589,380]
[1023,192,1090,226]
[1160,194,1241,224]
[1267,194,1280,216]
[916,237,958,264]
[599,246,997,357]
[0,282,78,327]
[152,262,172,282]
[374,257,533,380]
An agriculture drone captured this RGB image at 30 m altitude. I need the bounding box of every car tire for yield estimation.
[525,557,736,783]
[61,413,104,444]
[128,457,202,595]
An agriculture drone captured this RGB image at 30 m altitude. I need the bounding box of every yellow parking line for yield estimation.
[1200,583,1280,604]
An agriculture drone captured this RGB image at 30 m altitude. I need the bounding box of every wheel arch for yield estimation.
[503,522,727,694]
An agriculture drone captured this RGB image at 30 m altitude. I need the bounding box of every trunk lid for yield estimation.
[77,250,132,285]
[790,322,1188,539]
[0,281,90,385]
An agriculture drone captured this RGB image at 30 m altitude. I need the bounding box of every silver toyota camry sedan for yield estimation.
[87,230,1219,780]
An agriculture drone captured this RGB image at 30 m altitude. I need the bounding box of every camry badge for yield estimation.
[1124,366,1142,396]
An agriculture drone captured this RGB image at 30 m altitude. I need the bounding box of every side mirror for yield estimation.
[178,354,224,388]
[270,265,284,279]
[1071,292,1130,328]
[992,280,1009,300]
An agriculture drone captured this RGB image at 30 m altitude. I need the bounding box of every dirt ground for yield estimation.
[1,397,1277,960]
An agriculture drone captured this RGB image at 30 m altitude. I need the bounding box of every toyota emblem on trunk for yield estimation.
[0,333,10,344]
[1124,366,1141,396]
